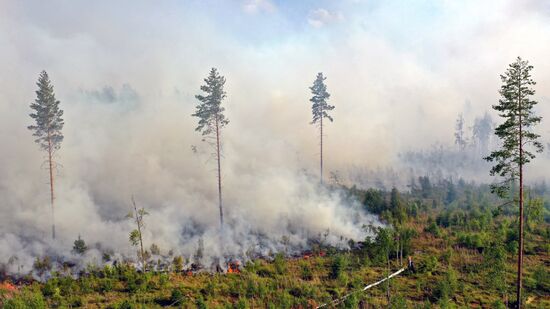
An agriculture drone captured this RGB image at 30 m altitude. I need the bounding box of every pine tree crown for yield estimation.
[28,70,64,151]
[310,72,334,124]
[193,68,229,136]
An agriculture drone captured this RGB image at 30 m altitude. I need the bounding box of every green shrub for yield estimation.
[196,296,207,309]
[390,294,407,309]
[170,287,184,304]
[343,293,359,308]
[55,275,78,296]
[274,253,287,275]
[41,279,57,297]
[102,265,116,279]
[425,221,442,237]
[235,297,249,309]
[456,232,487,250]
[115,299,134,309]
[100,278,114,293]
[419,256,438,274]
[300,262,313,281]
[492,300,506,309]
[433,267,458,301]
[158,273,169,288]
[256,267,274,278]
[330,254,348,280]
[79,276,94,293]
[172,256,184,273]
[67,295,85,307]
[244,260,260,274]
[3,289,47,309]
[245,278,256,298]
[533,264,550,291]
[126,274,147,293]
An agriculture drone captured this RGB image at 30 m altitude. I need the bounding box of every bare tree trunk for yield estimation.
[399,241,403,266]
[47,135,55,240]
[320,111,323,185]
[386,253,391,304]
[395,236,399,266]
[132,196,146,272]
[215,117,223,227]
[517,82,524,309]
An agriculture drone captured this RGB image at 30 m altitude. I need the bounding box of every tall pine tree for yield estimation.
[484,57,543,308]
[310,72,334,184]
[28,71,64,240]
[193,68,228,227]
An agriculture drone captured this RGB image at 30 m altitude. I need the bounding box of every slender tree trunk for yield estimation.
[386,253,391,304]
[132,197,146,272]
[395,236,399,266]
[517,81,524,309]
[47,135,55,240]
[215,117,223,227]
[400,240,403,266]
[320,109,323,184]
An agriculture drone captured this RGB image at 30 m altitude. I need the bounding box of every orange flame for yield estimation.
[227,261,240,274]
[0,281,17,292]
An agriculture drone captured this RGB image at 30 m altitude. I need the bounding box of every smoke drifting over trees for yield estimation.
[2,1,550,278]
[1,71,378,274]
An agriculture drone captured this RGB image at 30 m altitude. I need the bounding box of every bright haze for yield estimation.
[1,0,550,273]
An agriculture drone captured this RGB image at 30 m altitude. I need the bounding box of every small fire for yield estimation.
[303,250,326,259]
[0,281,17,293]
[227,261,240,274]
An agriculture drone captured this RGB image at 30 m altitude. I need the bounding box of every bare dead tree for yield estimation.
[127,196,149,271]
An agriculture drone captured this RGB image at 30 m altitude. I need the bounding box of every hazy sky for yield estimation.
[2,0,550,155]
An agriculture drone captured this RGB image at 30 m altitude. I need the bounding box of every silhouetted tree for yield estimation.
[473,112,493,155]
[454,113,467,151]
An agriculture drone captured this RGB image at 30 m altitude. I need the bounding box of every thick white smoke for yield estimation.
[3,0,550,275]
[0,82,379,275]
